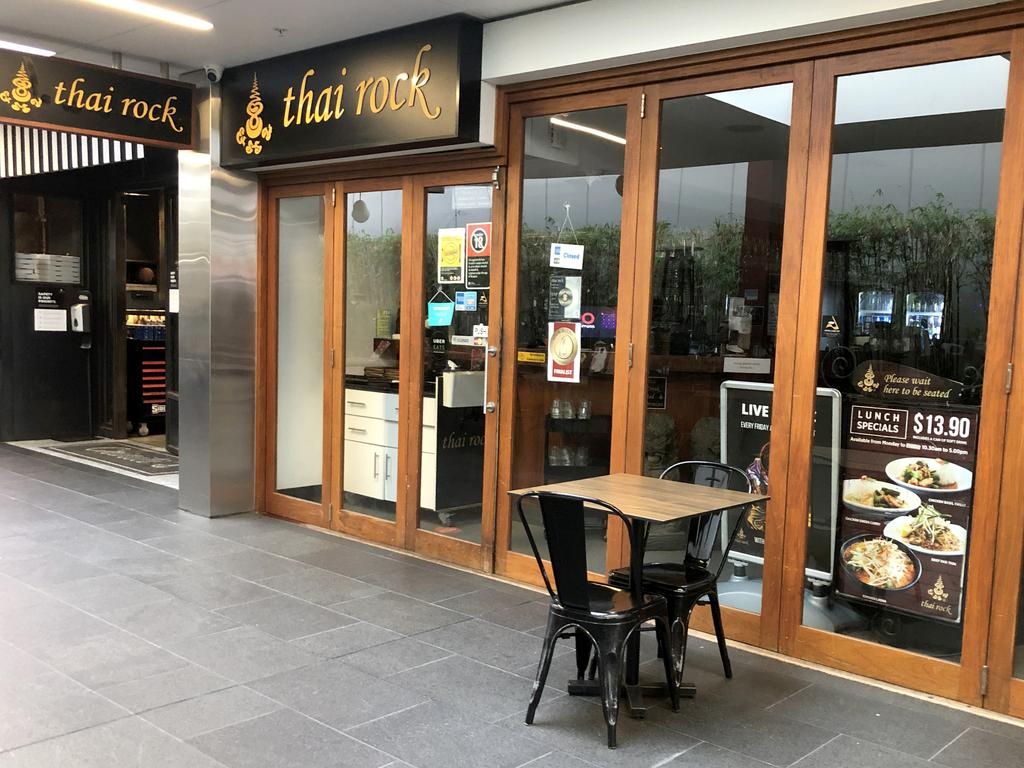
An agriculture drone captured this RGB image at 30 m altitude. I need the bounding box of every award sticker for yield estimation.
[547,321,581,383]
[548,275,581,320]
[438,228,465,284]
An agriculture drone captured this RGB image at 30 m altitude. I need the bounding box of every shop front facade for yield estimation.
[248,4,1024,716]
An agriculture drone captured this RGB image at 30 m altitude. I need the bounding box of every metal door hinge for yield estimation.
[329,348,335,368]
[640,92,646,119]
[331,187,336,207]
[1007,362,1014,394]
[628,342,634,369]
[492,165,501,190]
[981,665,989,696]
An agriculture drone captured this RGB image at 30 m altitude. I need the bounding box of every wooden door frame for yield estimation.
[778,30,1021,704]
[625,62,812,651]
[257,182,334,527]
[495,87,644,586]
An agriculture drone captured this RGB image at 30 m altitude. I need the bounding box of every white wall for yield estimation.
[482,0,1002,84]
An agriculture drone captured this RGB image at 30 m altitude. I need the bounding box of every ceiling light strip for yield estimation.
[549,116,627,145]
[79,0,214,31]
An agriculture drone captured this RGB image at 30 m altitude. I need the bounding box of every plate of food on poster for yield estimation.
[884,457,972,494]
[842,476,921,514]
[883,504,967,557]
[840,534,921,596]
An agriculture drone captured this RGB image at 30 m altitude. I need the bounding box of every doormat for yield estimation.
[48,441,179,476]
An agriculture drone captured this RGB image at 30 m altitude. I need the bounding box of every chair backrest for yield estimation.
[516,491,636,611]
[658,461,754,568]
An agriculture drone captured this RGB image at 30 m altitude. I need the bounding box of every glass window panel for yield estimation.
[642,83,794,617]
[275,196,325,502]
[805,56,1009,661]
[509,105,628,573]
[418,184,494,541]
[342,189,403,521]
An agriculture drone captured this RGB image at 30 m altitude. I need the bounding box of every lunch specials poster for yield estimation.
[836,395,978,624]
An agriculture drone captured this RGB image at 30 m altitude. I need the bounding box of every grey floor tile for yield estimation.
[660,742,774,768]
[197,549,307,580]
[0,670,128,751]
[99,515,188,541]
[289,621,404,658]
[933,727,1024,768]
[98,663,232,713]
[146,531,251,559]
[0,715,225,768]
[140,685,282,740]
[0,600,111,649]
[0,641,53,684]
[497,696,699,768]
[293,545,396,578]
[96,549,219,584]
[35,528,157,563]
[360,563,486,602]
[190,708,391,768]
[60,499,138,525]
[790,734,933,767]
[477,600,552,632]
[336,591,469,635]
[340,637,453,678]
[153,571,278,609]
[257,567,386,605]
[166,625,318,683]
[250,657,424,729]
[103,596,238,643]
[416,618,545,672]
[435,586,537,615]
[390,654,551,723]
[513,753,600,768]
[349,700,548,768]
[231,529,343,559]
[42,572,172,615]
[769,682,971,758]
[216,594,355,640]
[33,628,189,691]
[0,552,108,587]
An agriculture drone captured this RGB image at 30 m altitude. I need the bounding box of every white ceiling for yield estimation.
[0,0,561,71]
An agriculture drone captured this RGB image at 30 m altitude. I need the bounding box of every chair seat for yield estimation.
[608,562,716,594]
[553,581,665,618]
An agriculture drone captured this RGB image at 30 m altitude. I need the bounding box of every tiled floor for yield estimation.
[0,443,1022,768]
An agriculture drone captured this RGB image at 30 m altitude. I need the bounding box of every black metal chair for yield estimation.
[517,491,678,749]
[607,461,755,687]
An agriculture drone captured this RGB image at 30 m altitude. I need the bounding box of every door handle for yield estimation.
[373,452,379,479]
[384,452,391,480]
[482,345,499,414]
[347,427,368,434]
[346,400,367,408]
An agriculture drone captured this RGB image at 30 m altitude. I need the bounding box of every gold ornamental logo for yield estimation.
[857,364,880,394]
[927,575,949,602]
[746,503,766,533]
[235,74,273,155]
[0,63,43,114]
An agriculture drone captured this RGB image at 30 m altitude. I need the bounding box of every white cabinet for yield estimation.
[343,440,382,500]
[383,446,398,503]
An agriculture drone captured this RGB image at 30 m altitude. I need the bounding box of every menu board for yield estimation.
[720,381,841,582]
[835,399,978,624]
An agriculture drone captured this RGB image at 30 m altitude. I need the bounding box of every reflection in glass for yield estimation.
[642,84,794,616]
[275,196,325,501]
[510,105,629,573]
[806,56,1008,661]
[342,190,403,521]
[419,184,493,542]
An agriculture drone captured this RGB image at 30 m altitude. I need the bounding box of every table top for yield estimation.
[509,472,767,524]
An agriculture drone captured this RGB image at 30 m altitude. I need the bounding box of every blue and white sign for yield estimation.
[455,291,478,312]
[549,242,584,269]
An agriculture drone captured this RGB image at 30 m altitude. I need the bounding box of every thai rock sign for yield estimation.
[220,16,482,168]
[852,361,963,402]
[836,398,977,623]
[0,51,194,148]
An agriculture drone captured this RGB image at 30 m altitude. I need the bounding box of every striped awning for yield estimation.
[0,123,145,179]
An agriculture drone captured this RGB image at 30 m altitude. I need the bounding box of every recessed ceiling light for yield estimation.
[0,40,56,56]
[78,0,214,31]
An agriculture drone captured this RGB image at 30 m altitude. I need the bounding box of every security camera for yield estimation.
[203,65,223,83]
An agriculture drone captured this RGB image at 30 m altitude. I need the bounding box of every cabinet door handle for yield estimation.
[347,427,368,434]
[373,452,379,479]
[384,452,391,481]
[346,400,367,407]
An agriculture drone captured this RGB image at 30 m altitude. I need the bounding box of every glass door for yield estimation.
[263,184,333,525]
[627,69,803,649]
[497,92,642,584]
[780,35,1021,703]
[407,171,504,570]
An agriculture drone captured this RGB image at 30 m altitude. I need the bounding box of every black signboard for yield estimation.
[220,15,482,169]
[720,381,841,582]
[0,51,194,148]
[835,399,978,624]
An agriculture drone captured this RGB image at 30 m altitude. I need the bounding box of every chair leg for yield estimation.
[654,616,679,711]
[708,590,732,679]
[526,616,561,725]
[574,629,592,680]
[596,646,622,749]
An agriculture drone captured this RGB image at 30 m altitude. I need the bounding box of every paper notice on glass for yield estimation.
[550,243,584,269]
[547,321,581,383]
[548,275,582,320]
[438,228,465,284]
[34,308,67,332]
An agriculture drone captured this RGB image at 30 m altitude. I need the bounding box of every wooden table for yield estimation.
[510,472,767,716]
